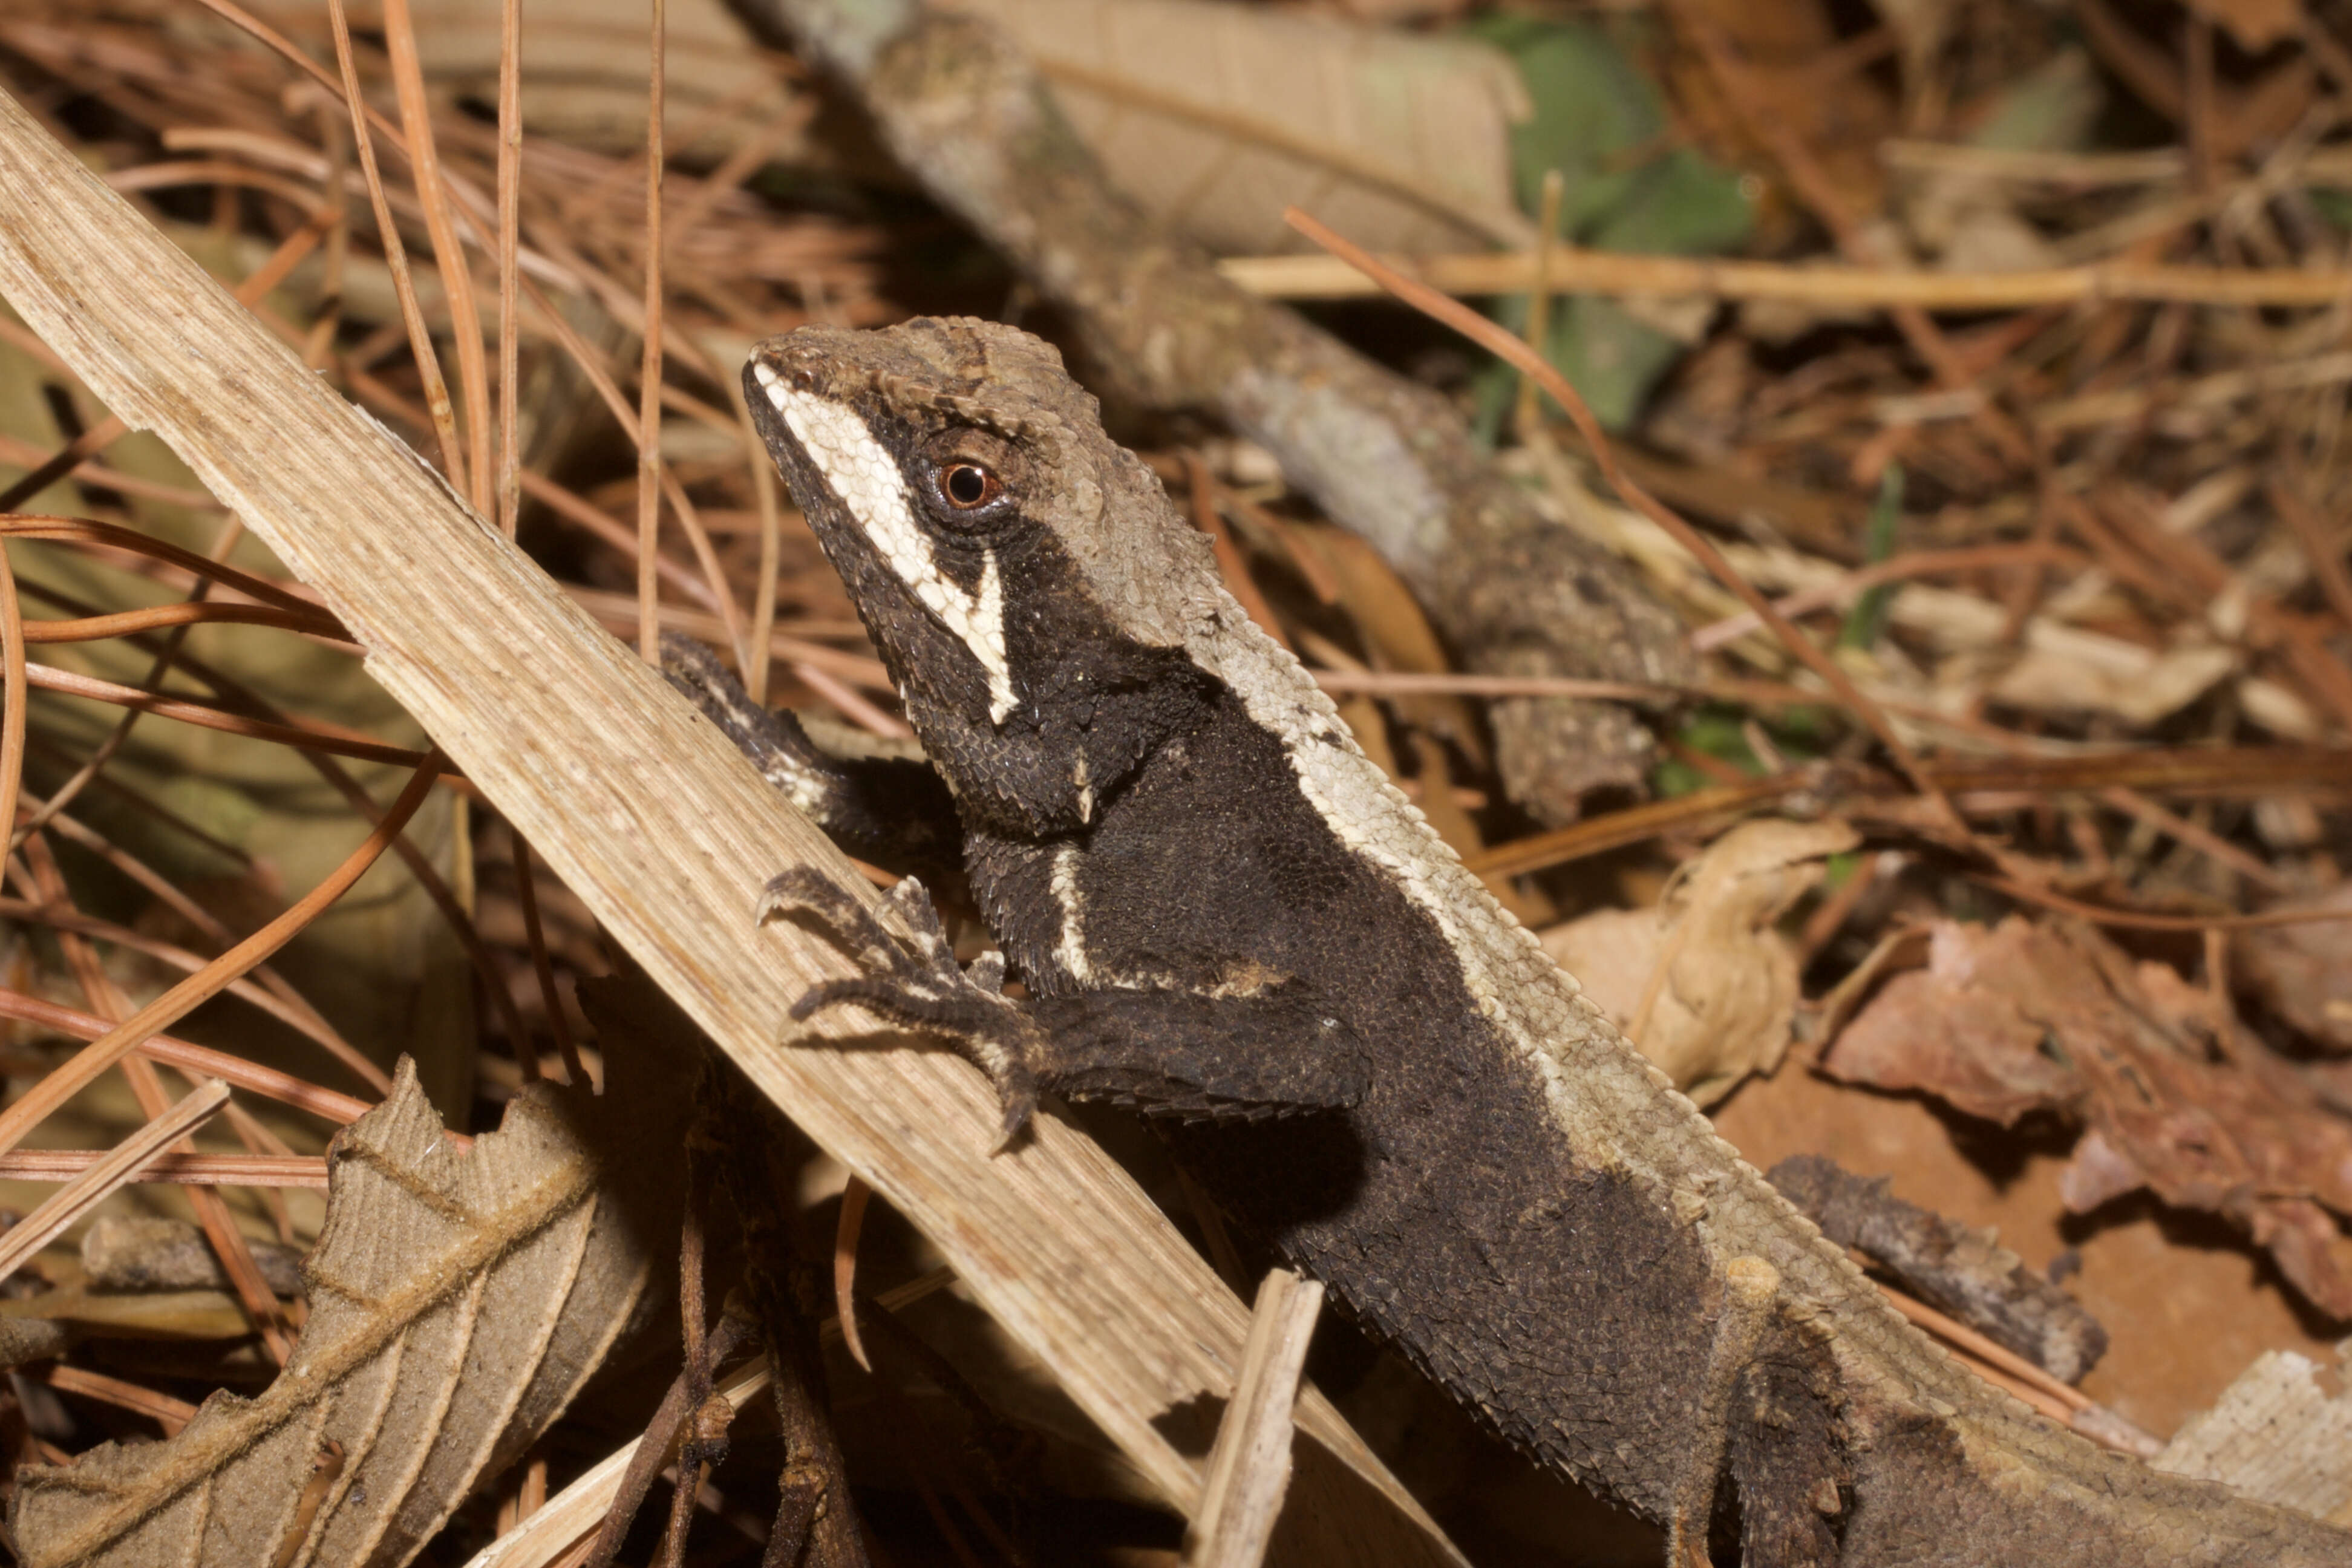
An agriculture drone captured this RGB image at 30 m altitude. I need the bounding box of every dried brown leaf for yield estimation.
[409,0,1525,252]
[1823,917,2352,1316]
[1540,818,1855,1103]
[2157,1344,2352,1527]
[1815,920,2076,1124]
[407,0,798,160]
[10,1050,683,1568]
[2232,881,2352,1054]
[1295,521,1487,766]
[953,0,1528,254]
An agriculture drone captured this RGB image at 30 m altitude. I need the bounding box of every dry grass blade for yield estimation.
[1219,249,2352,308]
[0,1079,230,1287]
[0,900,397,1074]
[0,79,1460,1568]
[19,602,349,643]
[382,0,492,514]
[0,532,25,855]
[459,1356,774,1568]
[461,1269,945,1568]
[11,1059,673,1568]
[33,1365,199,1437]
[832,1172,872,1373]
[719,350,784,704]
[319,0,465,490]
[1971,877,2352,933]
[1184,1270,1325,1568]
[0,414,128,514]
[1309,670,1685,701]
[0,1151,328,1187]
[21,662,433,769]
[511,835,583,1083]
[635,0,667,664]
[1465,775,1820,878]
[0,756,438,1161]
[494,0,522,541]
[0,516,325,614]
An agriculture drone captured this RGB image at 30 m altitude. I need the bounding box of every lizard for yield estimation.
[663,315,2352,1568]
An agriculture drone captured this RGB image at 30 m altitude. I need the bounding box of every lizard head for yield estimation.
[742,317,1233,835]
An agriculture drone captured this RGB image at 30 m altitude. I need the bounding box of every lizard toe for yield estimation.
[878,875,955,969]
[989,1070,1039,1153]
[787,969,1048,1149]
[757,868,909,975]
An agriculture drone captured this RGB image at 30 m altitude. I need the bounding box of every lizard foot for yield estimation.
[661,632,780,752]
[759,869,1040,1148]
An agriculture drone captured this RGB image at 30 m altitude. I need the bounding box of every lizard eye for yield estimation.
[916,431,1021,530]
[938,462,1002,511]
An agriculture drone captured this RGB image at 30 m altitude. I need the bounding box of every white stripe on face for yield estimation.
[754,361,1017,724]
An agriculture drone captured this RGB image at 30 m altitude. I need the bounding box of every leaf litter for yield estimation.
[1540,817,1855,1105]
[1823,916,2352,1316]
[11,1030,684,1568]
[0,0,2349,1559]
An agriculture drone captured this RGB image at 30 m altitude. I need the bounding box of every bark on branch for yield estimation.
[729,0,1696,823]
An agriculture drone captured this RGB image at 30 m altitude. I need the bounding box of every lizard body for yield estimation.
[673,317,2350,1567]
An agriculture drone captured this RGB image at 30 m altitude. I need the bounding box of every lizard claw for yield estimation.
[757,869,909,975]
[761,869,1041,1148]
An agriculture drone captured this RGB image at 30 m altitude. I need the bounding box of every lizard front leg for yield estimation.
[662,633,963,888]
[758,869,1367,1146]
